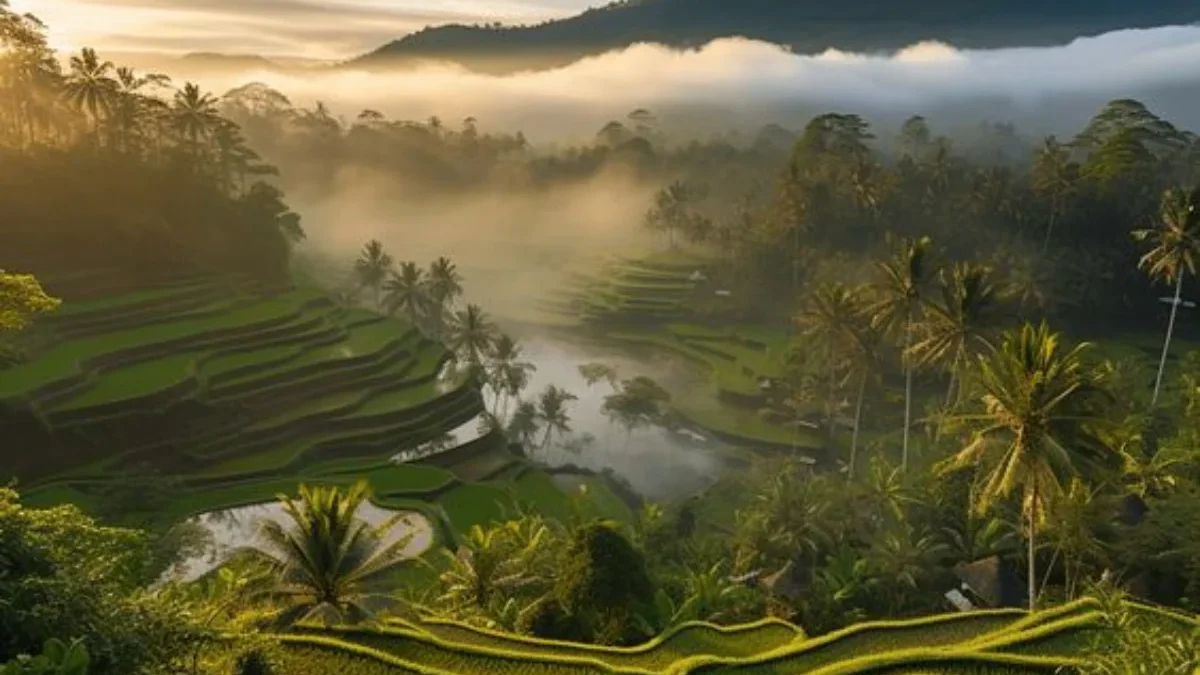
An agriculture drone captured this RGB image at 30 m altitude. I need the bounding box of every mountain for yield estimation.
[352,0,1200,74]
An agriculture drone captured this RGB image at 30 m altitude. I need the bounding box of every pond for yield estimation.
[167,501,434,582]
[503,332,731,500]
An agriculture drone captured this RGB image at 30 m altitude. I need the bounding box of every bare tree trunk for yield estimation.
[902,309,914,473]
[849,369,867,481]
[1027,481,1038,611]
[1151,272,1184,407]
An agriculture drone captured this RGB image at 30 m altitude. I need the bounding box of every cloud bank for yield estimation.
[177,24,1200,143]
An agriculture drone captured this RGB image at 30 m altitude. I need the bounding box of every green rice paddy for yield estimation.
[4,275,624,548]
[251,598,1184,675]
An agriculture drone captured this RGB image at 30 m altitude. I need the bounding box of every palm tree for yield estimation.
[62,48,115,134]
[869,235,937,472]
[1030,136,1079,252]
[536,385,578,453]
[171,82,221,146]
[507,400,541,448]
[939,322,1113,609]
[447,304,499,366]
[1133,186,1200,407]
[910,262,1000,407]
[428,256,464,307]
[487,335,536,419]
[797,282,867,440]
[845,317,884,481]
[354,240,393,309]
[106,66,167,153]
[383,261,431,326]
[256,481,413,624]
[437,525,523,616]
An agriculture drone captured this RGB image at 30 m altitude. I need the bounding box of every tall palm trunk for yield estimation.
[1027,479,1038,611]
[1151,272,1184,407]
[1041,208,1057,253]
[849,369,867,481]
[901,308,914,473]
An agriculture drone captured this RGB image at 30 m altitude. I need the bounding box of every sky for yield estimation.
[8,0,598,59]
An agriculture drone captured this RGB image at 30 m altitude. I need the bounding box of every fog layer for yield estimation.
[188,25,1200,143]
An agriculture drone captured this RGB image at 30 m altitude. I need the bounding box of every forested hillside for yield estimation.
[356,0,1200,73]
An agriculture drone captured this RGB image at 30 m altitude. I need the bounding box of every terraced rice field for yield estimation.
[548,254,824,449]
[3,275,629,544]
[259,598,1182,675]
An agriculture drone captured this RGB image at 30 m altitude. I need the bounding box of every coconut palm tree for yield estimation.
[171,82,221,145]
[354,239,393,310]
[1030,136,1080,253]
[383,261,431,326]
[1133,186,1200,407]
[939,322,1113,609]
[62,48,115,134]
[536,385,578,454]
[488,335,536,419]
[507,400,541,448]
[797,282,867,439]
[256,481,413,624]
[845,316,884,481]
[428,256,464,307]
[869,235,937,472]
[910,262,1000,407]
[447,304,499,367]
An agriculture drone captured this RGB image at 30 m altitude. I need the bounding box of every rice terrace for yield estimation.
[3,1,1200,674]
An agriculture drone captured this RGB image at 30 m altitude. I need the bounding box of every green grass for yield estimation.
[437,483,517,533]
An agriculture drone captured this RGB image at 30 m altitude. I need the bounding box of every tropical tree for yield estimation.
[1133,186,1200,407]
[869,235,937,471]
[910,262,1000,407]
[536,385,578,453]
[383,261,431,326]
[601,376,672,437]
[171,82,220,146]
[488,335,536,418]
[1030,136,1079,252]
[578,363,620,392]
[1,270,60,332]
[353,240,393,310]
[507,400,541,448]
[939,322,1114,609]
[796,282,866,434]
[644,180,708,249]
[447,304,499,367]
[256,482,413,624]
[62,48,114,134]
[428,256,464,308]
[845,316,885,480]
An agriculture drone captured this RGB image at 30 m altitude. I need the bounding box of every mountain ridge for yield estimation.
[350,0,1200,74]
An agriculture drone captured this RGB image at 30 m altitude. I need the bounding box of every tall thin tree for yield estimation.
[1133,186,1200,407]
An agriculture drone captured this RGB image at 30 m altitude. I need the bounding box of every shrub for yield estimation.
[233,649,275,675]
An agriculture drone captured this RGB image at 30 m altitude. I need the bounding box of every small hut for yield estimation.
[952,556,1027,609]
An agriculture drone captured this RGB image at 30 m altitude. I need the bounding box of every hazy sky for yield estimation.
[9,0,598,58]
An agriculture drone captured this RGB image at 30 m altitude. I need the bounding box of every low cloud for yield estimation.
[175,24,1200,142]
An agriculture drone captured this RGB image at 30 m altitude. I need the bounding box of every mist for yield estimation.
[179,24,1200,144]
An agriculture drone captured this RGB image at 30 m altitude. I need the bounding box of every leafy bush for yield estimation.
[1,639,89,675]
[234,648,276,675]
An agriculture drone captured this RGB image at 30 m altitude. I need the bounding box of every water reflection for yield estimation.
[507,334,726,500]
